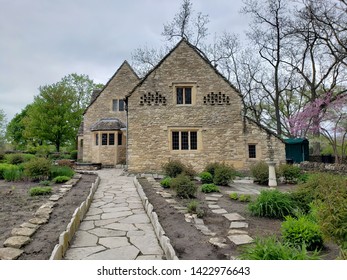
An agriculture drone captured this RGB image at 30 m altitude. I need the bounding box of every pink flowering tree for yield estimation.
[288,92,347,164]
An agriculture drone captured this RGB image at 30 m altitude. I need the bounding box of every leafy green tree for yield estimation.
[0,109,6,150]
[24,83,82,152]
[6,105,32,150]
[60,73,103,111]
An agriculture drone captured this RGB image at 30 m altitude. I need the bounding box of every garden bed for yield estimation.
[0,174,96,260]
[139,177,340,260]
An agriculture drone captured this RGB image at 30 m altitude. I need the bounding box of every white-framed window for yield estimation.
[171,130,198,151]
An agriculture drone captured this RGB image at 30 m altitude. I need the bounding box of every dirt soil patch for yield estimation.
[0,174,96,260]
[139,178,340,260]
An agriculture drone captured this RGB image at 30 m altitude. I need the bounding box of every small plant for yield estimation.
[201,183,220,193]
[52,176,71,183]
[24,157,51,181]
[240,236,320,260]
[171,174,197,198]
[250,161,269,185]
[29,186,52,196]
[278,164,302,184]
[239,194,252,202]
[281,215,323,251]
[196,208,205,218]
[160,177,172,188]
[39,180,51,186]
[248,189,297,219]
[199,171,213,184]
[187,200,198,213]
[229,192,239,200]
[49,165,75,179]
[213,164,236,186]
[3,166,23,181]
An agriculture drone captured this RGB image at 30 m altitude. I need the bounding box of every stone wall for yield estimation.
[82,61,139,165]
[127,41,285,173]
[300,161,347,174]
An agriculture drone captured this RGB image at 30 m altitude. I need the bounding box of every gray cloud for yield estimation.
[0,0,248,121]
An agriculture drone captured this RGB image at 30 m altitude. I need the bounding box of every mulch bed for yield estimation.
[0,174,96,260]
[139,178,340,260]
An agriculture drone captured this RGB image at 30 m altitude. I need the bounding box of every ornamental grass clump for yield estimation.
[52,175,71,184]
[3,166,23,181]
[248,189,297,219]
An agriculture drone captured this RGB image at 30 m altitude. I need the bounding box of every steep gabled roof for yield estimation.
[126,38,242,98]
[84,60,139,115]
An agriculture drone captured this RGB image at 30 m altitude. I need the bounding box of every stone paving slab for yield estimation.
[212,209,228,214]
[229,222,248,229]
[0,247,24,260]
[223,213,246,221]
[208,204,221,209]
[227,234,254,245]
[3,236,31,249]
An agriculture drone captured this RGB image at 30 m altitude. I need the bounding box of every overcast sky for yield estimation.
[0,0,249,121]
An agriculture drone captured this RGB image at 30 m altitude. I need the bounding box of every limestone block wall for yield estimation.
[82,61,139,164]
[127,41,282,173]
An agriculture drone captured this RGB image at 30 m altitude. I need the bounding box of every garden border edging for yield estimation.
[49,171,100,260]
[133,176,178,260]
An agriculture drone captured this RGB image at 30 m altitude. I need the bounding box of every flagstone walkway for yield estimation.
[64,169,164,260]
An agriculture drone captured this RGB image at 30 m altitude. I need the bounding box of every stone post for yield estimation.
[267,161,277,187]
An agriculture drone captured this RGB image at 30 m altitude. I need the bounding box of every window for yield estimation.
[95,134,99,146]
[80,139,83,148]
[248,144,256,158]
[109,133,115,145]
[102,133,108,145]
[176,87,192,105]
[172,131,198,150]
[112,99,125,111]
[118,133,123,146]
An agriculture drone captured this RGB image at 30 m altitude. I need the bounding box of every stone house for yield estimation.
[78,39,285,173]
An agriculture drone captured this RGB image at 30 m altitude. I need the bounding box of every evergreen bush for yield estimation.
[250,161,269,185]
[24,157,51,181]
[171,174,197,198]
[199,171,213,184]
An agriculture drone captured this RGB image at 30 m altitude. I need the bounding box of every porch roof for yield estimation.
[90,118,126,131]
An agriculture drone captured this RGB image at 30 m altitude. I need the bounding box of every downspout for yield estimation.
[125,97,129,170]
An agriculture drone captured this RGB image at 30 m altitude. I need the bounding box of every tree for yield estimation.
[6,105,32,150]
[24,83,82,152]
[0,109,6,151]
[60,73,103,111]
[289,92,347,163]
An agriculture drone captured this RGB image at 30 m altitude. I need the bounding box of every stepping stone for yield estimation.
[205,197,219,201]
[49,195,61,201]
[210,194,223,198]
[193,217,204,225]
[20,222,39,229]
[0,248,24,260]
[228,235,254,245]
[11,227,37,237]
[229,222,248,229]
[212,209,228,214]
[3,236,31,249]
[208,204,220,209]
[209,237,228,248]
[223,213,245,221]
[228,229,248,235]
[165,199,177,204]
[29,217,49,225]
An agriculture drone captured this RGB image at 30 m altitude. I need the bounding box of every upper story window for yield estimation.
[172,82,196,105]
[112,99,125,111]
[176,87,192,105]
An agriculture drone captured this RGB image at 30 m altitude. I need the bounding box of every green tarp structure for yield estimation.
[284,138,309,163]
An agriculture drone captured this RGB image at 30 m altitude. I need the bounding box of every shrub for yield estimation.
[204,162,220,177]
[281,215,323,251]
[187,200,198,213]
[49,165,75,179]
[248,189,297,219]
[52,176,71,183]
[162,160,186,178]
[199,171,213,184]
[56,159,74,168]
[3,166,23,181]
[181,163,197,178]
[24,157,51,181]
[29,186,52,196]
[201,183,220,193]
[5,153,25,165]
[171,174,197,198]
[70,150,78,160]
[229,192,239,200]
[239,194,252,202]
[160,177,172,188]
[250,161,269,185]
[0,163,15,179]
[278,164,302,184]
[213,164,236,186]
[39,180,51,186]
[240,236,320,260]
